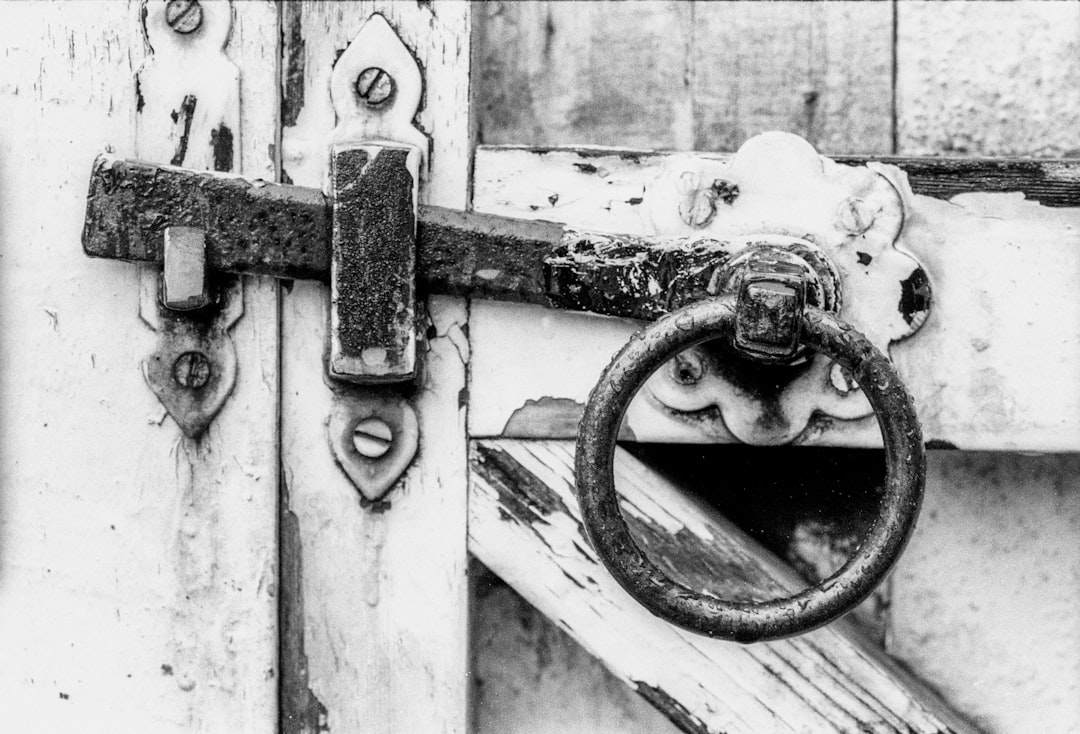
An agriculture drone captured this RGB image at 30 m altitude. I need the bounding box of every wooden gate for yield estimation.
[1,2,1077,733]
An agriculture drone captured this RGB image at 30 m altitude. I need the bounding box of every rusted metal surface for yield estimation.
[575,295,925,642]
[329,143,419,382]
[140,275,244,439]
[82,154,330,280]
[728,247,823,362]
[85,157,850,322]
[416,205,562,305]
[543,232,734,320]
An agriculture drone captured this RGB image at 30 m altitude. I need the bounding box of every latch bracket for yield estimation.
[329,143,420,382]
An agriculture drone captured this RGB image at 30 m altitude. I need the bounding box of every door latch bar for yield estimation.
[84,156,779,322]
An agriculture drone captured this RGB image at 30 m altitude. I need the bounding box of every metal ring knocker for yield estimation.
[575,294,925,643]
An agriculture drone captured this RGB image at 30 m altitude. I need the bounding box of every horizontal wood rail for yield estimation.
[469,146,1080,452]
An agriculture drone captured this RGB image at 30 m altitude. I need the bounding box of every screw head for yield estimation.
[352,417,394,459]
[836,197,876,236]
[173,351,212,389]
[165,0,203,35]
[355,67,395,107]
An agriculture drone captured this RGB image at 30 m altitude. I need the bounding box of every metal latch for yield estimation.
[82,14,931,643]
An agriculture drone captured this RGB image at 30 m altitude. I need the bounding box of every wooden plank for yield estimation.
[468,145,1080,452]
[469,439,978,734]
[278,3,472,732]
[691,1,893,154]
[891,452,1080,734]
[473,566,683,734]
[0,1,278,731]
[888,5,1080,732]
[897,1,1080,158]
[474,1,693,150]
[475,2,893,155]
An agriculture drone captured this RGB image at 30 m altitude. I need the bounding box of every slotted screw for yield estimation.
[352,417,394,459]
[836,197,876,235]
[356,67,394,107]
[173,351,212,389]
[165,0,203,35]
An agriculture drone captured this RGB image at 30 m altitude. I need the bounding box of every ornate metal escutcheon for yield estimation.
[635,132,931,446]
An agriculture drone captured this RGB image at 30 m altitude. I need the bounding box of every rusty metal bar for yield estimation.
[83,155,330,280]
[82,155,743,322]
[87,153,1080,324]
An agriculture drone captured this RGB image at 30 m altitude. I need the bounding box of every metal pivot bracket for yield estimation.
[323,14,428,502]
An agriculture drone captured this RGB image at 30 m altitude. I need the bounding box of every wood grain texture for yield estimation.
[897,1,1080,157]
[891,453,1080,734]
[691,1,893,154]
[279,3,472,732]
[475,1,893,154]
[474,1,692,150]
[0,1,278,731]
[468,146,1080,452]
[472,566,683,734]
[469,439,977,734]
[890,5,1080,732]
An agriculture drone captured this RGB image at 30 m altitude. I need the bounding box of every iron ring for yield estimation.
[574,295,925,643]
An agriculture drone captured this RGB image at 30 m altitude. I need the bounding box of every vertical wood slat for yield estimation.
[691,1,894,154]
[891,4,1080,733]
[474,0,894,155]
[473,0,691,150]
[279,3,472,732]
[0,1,279,731]
[470,4,899,726]
[896,1,1080,157]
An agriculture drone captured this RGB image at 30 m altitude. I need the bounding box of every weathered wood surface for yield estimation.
[475,1,894,154]
[469,439,978,734]
[468,145,1080,452]
[468,4,1080,733]
[889,4,1080,733]
[0,1,278,731]
[472,564,683,734]
[897,2,1080,158]
[892,452,1080,734]
[278,3,472,732]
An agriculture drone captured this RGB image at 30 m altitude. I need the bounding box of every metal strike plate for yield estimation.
[329,143,421,383]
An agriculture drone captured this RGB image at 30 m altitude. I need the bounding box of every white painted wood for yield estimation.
[888,7,1080,733]
[0,1,278,731]
[279,3,472,731]
[468,145,1080,451]
[891,453,1080,734]
[897,2,1080,158]
[469,439,977,734]
[473,574,683,734]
